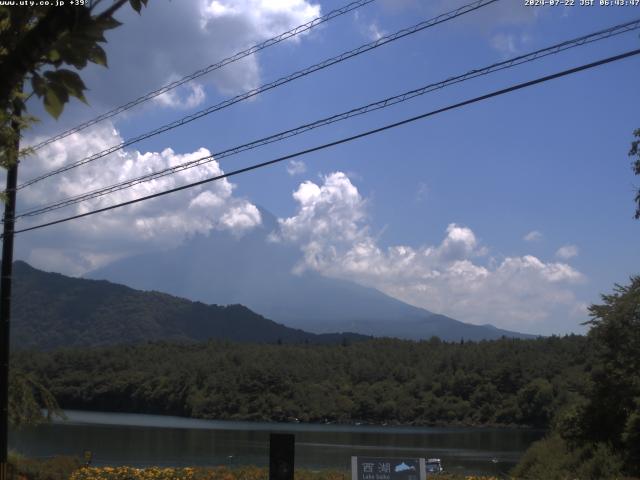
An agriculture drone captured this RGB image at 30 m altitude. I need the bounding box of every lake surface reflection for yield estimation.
[9,410,543,476]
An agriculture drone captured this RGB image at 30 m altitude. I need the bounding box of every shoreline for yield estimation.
[50,408,544,432]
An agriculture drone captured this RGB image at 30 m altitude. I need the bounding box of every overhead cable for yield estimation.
[7,47,640,237]
[25,0,377,153]
[15,18,640,219]
[16,0,500,190]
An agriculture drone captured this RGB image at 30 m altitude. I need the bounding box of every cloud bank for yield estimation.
[16,123,261,275]
[55,0,321,117]
[275,172,586,333]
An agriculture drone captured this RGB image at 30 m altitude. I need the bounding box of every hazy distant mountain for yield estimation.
[88,208,534,341]
[8,261,367,350]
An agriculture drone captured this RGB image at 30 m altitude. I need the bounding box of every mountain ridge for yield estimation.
[8,260,368,350]
[87,208,535,341]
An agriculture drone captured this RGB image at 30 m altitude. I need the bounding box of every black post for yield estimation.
[269,433,295,480]
[0,103,21,480]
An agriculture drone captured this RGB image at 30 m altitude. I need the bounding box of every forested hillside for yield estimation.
[8,261,367,349]
[14,335,589,428]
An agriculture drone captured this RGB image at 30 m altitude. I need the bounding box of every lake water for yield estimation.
[9,410,543,476]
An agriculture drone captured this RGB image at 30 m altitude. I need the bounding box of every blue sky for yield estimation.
[13,0,640,335]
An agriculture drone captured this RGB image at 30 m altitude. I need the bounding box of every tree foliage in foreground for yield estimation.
[13,335,589,428]
[0,0,148,168]
[514,277,640,479]
[7,369,64,428]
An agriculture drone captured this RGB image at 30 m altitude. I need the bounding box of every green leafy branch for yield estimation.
[8,369,65,428]
[0,0,148,169]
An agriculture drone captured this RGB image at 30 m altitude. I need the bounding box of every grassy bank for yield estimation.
[7,460,500,480]
[7,454,80,480]
[71,466,498,480]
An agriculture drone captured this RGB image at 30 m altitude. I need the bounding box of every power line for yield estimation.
[17,18,639,218]
[15,18,640,220]
[24,0,376,154]
[7,47,639,237]
[16,0,500,190]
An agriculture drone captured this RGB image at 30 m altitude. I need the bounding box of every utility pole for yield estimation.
[0,99,21,480]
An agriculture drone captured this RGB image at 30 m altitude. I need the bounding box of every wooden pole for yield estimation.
[269,433,295,480]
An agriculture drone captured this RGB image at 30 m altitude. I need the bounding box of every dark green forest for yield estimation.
[9,261,367,349]
[13,335,589,428]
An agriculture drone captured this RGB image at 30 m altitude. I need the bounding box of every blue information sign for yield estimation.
[351,457,426,480]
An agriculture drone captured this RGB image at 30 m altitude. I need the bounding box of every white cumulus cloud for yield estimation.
[367,22,386,41]
[154,82,207,110]
[524,230,543,242]
[275,172,586,333]
[556,244,579,260]
[286,160,307,176]
[278,172,367,245]
[201,0,321,41]
[15,122,261,275]
[48,0,321,119]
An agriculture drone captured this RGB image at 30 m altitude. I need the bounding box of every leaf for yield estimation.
[45,69,88,104]
[88,44,107,67]
[93,15,122,32]
[57,42,89,69]
[43,83,69,119]
[44,90,62,119]
[59,70,88,104]
[46,48,61,63]
[31,73,46,98]
[80,23,106,42]
[129,0,142,13]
